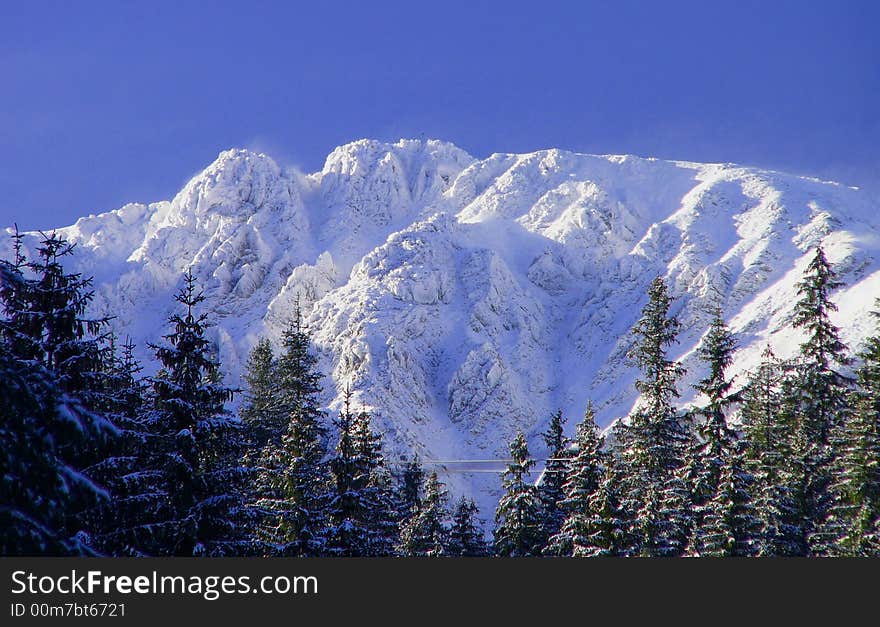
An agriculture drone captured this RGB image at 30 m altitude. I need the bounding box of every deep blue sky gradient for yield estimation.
[1,0,878,229]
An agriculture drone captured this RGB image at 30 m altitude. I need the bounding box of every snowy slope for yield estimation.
[5,138,879,507]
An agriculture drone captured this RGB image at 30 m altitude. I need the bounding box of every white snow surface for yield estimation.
[6,138,880,509]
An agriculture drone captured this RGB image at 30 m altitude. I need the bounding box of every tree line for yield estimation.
[1,231,877,556]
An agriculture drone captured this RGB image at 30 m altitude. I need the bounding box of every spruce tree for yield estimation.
[686,311,739,548]
[0,231,117,555]
[325,391,398,556]
[582,462,628,557]
[692,310,738,504]
[394,454,425,526]
[241,337,282,448]
[694,441,760,557]
[494,432,544,557]
[397,472,450,556]
[788,246,851,554]
[740,347,800,555]
[142,270,245,555]
[447,496,489,557]
[251,311,329,556]
[828,299,880,555]
[538,410,569,543]
[545,404,606,556]
[83,336,156,556]
[617,276,691,556]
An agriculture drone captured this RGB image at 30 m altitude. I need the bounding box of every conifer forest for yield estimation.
[2,231,879,557]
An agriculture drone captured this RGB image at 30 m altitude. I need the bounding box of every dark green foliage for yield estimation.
[394,454,425,525]
[139,270,245,556]
[0,231,117,555]
[325,390,398,556]
[250,309,329,556]
[693,441,760,557]
[787,246,852,554]
[827,300,880,555]
[537,410,570,543]
[494,432,544,556]
[447,497,489,556]
[546,405,625,556]
[740,348,801,555]
[617,277,691,556]
[397,472,450,556]
[240,338,282,448]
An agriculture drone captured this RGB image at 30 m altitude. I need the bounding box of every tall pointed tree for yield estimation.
[251,309,329,556]
[240,337,282,448]
[0,231,117,555]
[740,347,800,556]
[538,410,569,543]
[394,454,425,526]
[545,404,606,556]
[447,496,489,557]
[827,299,880,555]
[788,245,851,554]
[397,472,450,556]
[325,390,397,556]
[143,270,244,556]
[494,431,544,557]
[618,276,691,556]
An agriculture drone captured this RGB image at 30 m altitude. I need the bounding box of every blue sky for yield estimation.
[1,0,878,230]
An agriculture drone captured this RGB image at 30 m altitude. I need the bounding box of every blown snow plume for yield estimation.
[5,138,880,508]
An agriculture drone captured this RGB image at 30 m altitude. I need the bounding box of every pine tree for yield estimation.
[397,472,450,556]
[740,347,800,556]
[617,276,691,556]
[685,311,739,549]
[0,231,117,555]
[325,391,398,556]
[582,462,629,557]
[827,299,880,555]
[394,454,425,525]
[545,404,605,556]
[240,338,282,448]
[537,410,569,543]
[447,496,489,557]
[694,441,760,557]
[691,310,738,504]
[141,270,245,556]
[494,432,544,557]
[251,311,329,556]
[83,335,156,556]
[788,246,851,554]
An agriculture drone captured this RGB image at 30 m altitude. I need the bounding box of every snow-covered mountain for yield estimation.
[6,138,880,506]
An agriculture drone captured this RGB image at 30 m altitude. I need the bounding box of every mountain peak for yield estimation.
[8,140,880,510]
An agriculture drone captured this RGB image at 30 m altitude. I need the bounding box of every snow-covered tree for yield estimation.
[693,441,760,557]
[325,391,398,556]
[141,270,245,556]
[537,410,569,543]
[251,310,329,556]
[740,347,800,556]
[0,231,117,555]
[397,472,449,556]
[494,431,544,557]
[447,496,489,557]
[545,404,605,556]
[617,276,691,556]
[787,246,851,554]
[827,299,880,556]
[691,310,739,506]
